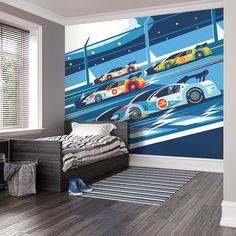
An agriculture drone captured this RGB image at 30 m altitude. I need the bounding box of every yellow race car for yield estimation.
[153,43,213,73]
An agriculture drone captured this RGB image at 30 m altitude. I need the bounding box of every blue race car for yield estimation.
[110,79,221,121]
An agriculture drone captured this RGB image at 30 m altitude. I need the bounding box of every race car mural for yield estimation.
[94,61,140,84]
[75,73,147,108]
[65,8,224,159]
[110,70,221,121]
[146,43,213,75]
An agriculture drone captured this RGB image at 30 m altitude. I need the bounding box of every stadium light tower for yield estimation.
[84,37,90,85]
[211,9,219,43]
[144,17,151,65]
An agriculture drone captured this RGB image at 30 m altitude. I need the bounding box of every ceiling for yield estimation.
[1,0,223,25]
[17,0,209,17]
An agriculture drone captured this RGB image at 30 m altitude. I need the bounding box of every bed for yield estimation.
[10,121,129,192]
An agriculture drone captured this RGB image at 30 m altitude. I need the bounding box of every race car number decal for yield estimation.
[157,98,168,109]
[112,89,117,95]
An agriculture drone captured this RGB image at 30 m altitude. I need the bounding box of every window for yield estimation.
[110,82,119,88]
[151,85,180,99]
[0,23,29,130]
[168,85,180,94]
[0,14,42,135]
[133,89,155,103]
[179,50,192,57]
[113,67,123,72]
[117,80,125,86]
[166,53,181,60]
[186,50,192,55]
[154,87,169,98]
[96,84,109,91]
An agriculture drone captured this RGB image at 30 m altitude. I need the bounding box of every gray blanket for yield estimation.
[39,135,128,172]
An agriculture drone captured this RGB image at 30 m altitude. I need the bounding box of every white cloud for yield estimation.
[65,18,139,53]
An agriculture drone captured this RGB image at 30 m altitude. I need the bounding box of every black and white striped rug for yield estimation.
[83,166,198,206]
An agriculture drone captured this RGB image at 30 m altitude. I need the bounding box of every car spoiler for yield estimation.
[127,72,142,79]
[128,61,137,65]
[195,42,208,49]
[177,70,209,83]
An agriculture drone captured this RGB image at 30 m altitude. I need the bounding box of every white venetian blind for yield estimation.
[0,22,29,130]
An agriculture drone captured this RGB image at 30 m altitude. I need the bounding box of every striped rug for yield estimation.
[82,166,198,206]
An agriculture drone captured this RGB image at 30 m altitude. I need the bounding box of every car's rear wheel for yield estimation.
[128,82,138,92]
[195,51,205,60]
[95,94,103,103]
[129,107,142,120]
[165,63,172,70]
[187,88,205,104]
[128,67,134,74]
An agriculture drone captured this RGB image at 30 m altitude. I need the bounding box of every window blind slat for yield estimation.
[0,22,29,130]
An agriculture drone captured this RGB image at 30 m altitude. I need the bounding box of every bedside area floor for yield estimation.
[0,172,235,236]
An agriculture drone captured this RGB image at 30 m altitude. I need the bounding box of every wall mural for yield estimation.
[65,8,224,159]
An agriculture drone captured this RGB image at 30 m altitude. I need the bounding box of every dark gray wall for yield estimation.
[0,2,65,138]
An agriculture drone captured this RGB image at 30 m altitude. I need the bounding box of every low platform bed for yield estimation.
[10,121,129,192]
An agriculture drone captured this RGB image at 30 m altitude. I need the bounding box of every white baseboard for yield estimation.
[129,154,223,173]
[220,201,236,228]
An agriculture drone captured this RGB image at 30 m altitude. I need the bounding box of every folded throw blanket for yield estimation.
[18,163,36,195]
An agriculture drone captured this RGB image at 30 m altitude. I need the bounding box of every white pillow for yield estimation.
[70,122,117,137]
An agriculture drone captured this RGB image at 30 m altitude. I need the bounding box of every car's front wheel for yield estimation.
[187,88,205,104]
[129,107,142,120]
[165,63,172,70]
[95,94,103,103]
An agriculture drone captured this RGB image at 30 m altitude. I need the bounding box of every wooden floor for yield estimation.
[0,172,236,236]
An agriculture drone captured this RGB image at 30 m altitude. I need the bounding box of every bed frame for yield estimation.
[10,121,129,192]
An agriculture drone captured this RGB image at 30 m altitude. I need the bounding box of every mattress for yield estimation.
[39,135,128,172]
